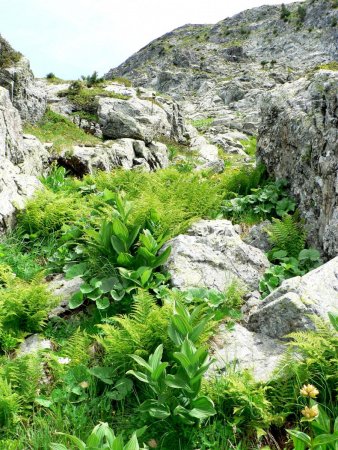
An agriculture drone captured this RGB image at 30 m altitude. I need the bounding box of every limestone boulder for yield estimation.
[208,323,285,382]
[246,256,338,338]
[98,94,186,143]
[56,138,169,176]
[164,220,269,292]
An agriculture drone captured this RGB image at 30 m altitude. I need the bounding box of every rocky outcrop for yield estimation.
[164,219,269,291]
[98,93,186,143]
[0,87,47,232]
[0,57,47,123]
[56,139,169,176]
[106,0,337,145]
[257,70,338,258]
[246,256,338,338]
[208,254,338,381]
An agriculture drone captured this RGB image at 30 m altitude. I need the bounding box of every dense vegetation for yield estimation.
[0,144,335,450]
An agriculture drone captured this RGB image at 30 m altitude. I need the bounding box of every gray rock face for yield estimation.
[106,0,337,149]
[98,95,186,143]
[0,57,47,123]
[0,87,47,232]
[56,139,169,176]
[246,256,338,338]
[257,70,338,257]
[164,219,269,291]
[209,323,285,382]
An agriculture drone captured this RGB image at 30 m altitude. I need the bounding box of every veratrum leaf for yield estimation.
[188,396,216,419]
[124,432,140,450]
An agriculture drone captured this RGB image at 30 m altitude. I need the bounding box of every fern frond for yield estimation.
[63,327,91,367]
[267,213,306,257]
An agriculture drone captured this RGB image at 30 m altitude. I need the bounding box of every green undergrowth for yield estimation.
[24,109,101,153]
[0,160,335,449]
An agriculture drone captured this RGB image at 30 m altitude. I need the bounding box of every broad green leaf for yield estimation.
[153,246,171,268]
[86,288,102,301]
[189,396,216,419]
[50,445,68,450]
[313,434,338,447]
[100,277,119,293]
[96,297,110,310]
[149,344,163,370]
[110,289,126,301]
[140,268,152,286]
[111,235,125,254]
[53,433,86,450]
[139,399,170,419]
[65,262,87,280]
[111,435,124,450]
[88,367,115,384]
[129,354,152,372]
[287,430,312,445]
[117,252,134,267]
[126,370,149,384]
[80,283,95,294]
[112,218,129,242]
[124,433,140,450]
[35,397,53,407]
[151,362,169,381]
[69,291,84,309]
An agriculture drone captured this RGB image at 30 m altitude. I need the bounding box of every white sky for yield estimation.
[0,0,296,79]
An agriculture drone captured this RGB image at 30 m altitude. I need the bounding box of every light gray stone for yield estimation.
[48,274,84,318]
[246,256,338,338]
[0,57,47,123]
[56,138,169,176]
[209,323,285,382]
[243,220,271,252]
[17,334,53,356]
[0,87,47,232]
[164,219,270,292]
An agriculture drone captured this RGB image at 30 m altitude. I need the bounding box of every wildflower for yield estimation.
[148,439,158,448]
[300,384,319,398]
[79,381,89,389]
[301,404,319,420]
[57,357,71,364]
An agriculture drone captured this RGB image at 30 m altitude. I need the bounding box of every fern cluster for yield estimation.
[203,370,273,432]
[0,267,58,351]
[17,189,87,236]
[268,316,338,418]
[266,213,306,257]
[97,292,172,374]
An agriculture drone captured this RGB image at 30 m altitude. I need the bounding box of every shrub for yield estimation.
[46,72,56,79]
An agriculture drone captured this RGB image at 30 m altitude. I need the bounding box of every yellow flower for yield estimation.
[79,381,89,389]
[300,384,319,398]
[301,404,319,420]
